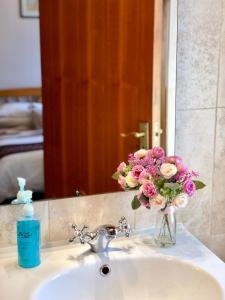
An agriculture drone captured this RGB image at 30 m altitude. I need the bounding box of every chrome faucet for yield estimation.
[69,216,131,253]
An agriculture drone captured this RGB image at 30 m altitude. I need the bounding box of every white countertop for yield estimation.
[0,227,225,300]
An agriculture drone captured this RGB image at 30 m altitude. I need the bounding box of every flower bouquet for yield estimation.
[112,147,205,247]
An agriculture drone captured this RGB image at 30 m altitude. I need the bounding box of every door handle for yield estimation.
[120,122,149,149]
[120,132,145,138]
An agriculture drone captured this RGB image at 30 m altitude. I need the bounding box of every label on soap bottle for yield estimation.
[17,219,40,268]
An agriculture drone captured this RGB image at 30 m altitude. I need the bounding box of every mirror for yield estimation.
[0,0,176,204]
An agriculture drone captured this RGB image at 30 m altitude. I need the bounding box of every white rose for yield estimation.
[134,149,148,159]
[152,194,166,208]
[173,193,188,208]
[160,163,177,179]
[125,171,138,188]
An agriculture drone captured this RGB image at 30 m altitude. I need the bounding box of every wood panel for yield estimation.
[0,88,41,97]
[40,0,155,197]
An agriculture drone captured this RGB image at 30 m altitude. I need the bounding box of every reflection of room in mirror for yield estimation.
[0,1,43,205]
[0,90,44,205]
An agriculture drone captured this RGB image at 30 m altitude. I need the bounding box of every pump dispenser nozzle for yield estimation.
[11,177,32,205]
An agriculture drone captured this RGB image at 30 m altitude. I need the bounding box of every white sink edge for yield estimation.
[0,228,225,300]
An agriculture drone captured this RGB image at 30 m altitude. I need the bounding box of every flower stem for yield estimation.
[165,214,173,241]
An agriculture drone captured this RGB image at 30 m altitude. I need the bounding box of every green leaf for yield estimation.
[124,164,132,175]
[164,182,180,190]
[131,196,141,210]
[139,193,151,209]
[112,172,120,180]
[194,180,206,190]
[154,178,166,193]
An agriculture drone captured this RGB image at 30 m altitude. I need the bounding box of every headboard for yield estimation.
[0,87,42,103]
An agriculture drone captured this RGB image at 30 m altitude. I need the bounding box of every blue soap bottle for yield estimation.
[17,191,41,268]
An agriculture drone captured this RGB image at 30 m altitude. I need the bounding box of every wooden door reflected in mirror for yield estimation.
[40,0,165,198]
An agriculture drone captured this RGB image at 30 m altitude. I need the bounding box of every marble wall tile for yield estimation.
[177,190,212,248]
[48,191,135,242]
[134,206,156,230]
[175,109,215,245]
[176,0,222,110]
[0,201,49,248]
[212,108,225,235]
[218,3,225,107]
[210,233,225,262]
[176,109,215,183]
[175,0,225,261]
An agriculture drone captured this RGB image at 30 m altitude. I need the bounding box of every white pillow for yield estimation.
[0,117,32,128]
[0,102,33,118]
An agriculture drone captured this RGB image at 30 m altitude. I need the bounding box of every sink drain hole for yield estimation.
[99,264,111,276]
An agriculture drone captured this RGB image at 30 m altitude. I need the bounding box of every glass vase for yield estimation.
[154,205,176,247]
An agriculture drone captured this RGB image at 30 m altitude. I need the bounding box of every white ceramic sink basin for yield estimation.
[32,255,223,300]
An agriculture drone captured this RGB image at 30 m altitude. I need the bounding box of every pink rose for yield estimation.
[117,162,126,173]
[152,147,165,158]
[191,170,199,177]
[175,170,186,182]
[138,170,148,184]
[142,181,157,198]
[131,165,144,179]
[176,162,187,172]
[136,186,151,208]
[146,165,158,177]
[118,175,126,189]
[175,163,188,182]
[183,179,196,196]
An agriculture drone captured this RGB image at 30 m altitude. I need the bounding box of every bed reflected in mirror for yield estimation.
[0,89,44,204]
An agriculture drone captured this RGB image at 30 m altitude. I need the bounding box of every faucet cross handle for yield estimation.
[118,216,131,237]
[69,224,91,244]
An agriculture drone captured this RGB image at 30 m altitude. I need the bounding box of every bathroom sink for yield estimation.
[32,255,223,300]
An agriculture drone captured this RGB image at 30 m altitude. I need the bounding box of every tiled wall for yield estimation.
[176,0,225,260]
[1,0,225,262]
[0,191,157,249]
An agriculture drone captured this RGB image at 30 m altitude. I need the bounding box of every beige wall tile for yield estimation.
[0,205,19,247]
[176,109,215,183]
[34,201,49,245]
[0,201,49,248]
[48,191,135,242]
[175,109,215,245]
[218,2,225,107]
[134,207,156,230]
[176,0,222,109]
[177,190,212,248]
[175,0,225,260]
[212,108,225,235]
[210,233,225,261]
